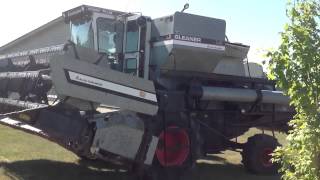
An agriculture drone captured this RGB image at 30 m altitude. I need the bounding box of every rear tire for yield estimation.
[242,134,280,175]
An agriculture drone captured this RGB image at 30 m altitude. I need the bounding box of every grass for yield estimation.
[0,124,286,180]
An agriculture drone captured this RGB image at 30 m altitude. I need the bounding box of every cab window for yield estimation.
[124,58,137,75]
[97,18,121,54]
[70,18,94,49]
[125,21,139,52]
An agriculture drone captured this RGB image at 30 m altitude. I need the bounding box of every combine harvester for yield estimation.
[0,4,293,179]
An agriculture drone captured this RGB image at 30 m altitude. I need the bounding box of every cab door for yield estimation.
[123,15,151,79]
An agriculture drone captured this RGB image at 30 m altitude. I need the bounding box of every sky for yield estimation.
[0,0,288,63]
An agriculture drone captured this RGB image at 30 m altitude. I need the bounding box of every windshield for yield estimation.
[97,18,121,54]
[70,19,94,49]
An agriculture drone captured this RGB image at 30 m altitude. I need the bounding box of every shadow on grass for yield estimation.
[0,157,281,180]
[0,159,128,180]
[188,163,281,180]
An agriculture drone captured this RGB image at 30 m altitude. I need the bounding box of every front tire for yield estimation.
[146,124,200,180]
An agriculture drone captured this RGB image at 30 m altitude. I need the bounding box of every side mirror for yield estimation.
[181,3,189,13]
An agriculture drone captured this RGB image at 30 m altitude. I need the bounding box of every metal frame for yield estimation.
[143,20,151,79]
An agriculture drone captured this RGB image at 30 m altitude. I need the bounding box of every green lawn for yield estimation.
[0,124,286,180]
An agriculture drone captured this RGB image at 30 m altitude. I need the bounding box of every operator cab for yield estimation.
[63,5,151,79]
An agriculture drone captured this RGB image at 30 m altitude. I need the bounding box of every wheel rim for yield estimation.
[260,148,274,167]
[156,126,190,167]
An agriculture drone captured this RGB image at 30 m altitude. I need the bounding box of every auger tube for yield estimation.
[200,86,289,104]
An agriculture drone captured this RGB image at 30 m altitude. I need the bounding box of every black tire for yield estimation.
[242,134,280,175]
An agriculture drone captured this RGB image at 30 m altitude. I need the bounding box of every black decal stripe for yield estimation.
[152,34,225,46]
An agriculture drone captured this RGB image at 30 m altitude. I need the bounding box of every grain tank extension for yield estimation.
[151,12,249,77]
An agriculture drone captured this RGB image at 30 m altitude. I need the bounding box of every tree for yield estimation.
[267,0,320,179]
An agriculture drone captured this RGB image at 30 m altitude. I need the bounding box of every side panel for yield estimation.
[50,52,158,115]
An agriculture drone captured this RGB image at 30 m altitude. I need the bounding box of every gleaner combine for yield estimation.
[0,4,293,179]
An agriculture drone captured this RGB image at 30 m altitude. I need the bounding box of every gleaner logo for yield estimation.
[174,34,202,43]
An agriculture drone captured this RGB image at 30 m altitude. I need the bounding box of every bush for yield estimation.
[267,1,320,179]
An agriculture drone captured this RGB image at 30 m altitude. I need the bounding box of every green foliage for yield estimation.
[267,0,320,179]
